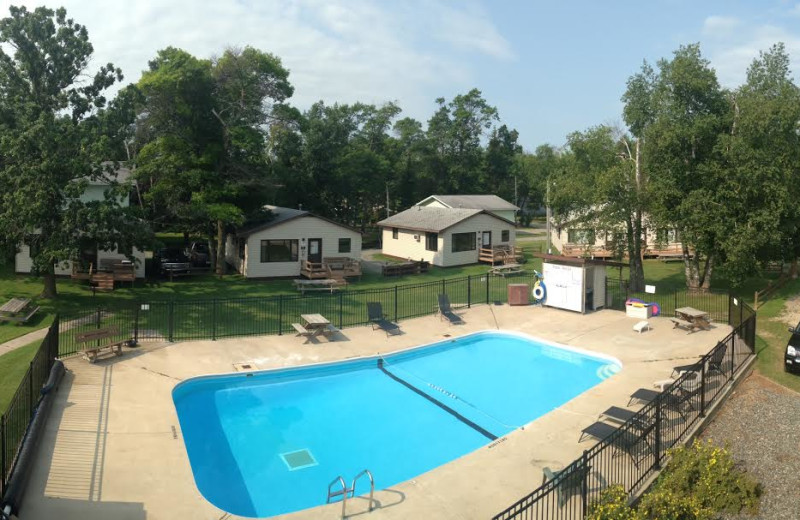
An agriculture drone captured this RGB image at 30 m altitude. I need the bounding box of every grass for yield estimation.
[0,339,41,411]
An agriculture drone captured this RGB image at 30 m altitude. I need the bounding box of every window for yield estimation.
[656,228,680,244]
[567,229,595,245]
[260,239,298,263]
[451,232,476,252]
[338,238,351,253]
[392,228,398,239]
[425,232,438,252]
[501,230,510,242]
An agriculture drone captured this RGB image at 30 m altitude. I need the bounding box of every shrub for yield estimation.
[587,440,761,520]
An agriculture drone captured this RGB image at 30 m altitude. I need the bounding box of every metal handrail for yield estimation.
[351,469,375,512]
[326,475,348,519]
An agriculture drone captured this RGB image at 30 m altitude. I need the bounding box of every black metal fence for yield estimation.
[492,298,756,520]
[57,272,543,357]
[1,318,59,498]
[605,278,731,323]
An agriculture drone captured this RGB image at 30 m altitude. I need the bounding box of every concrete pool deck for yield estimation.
[20,305,733,520]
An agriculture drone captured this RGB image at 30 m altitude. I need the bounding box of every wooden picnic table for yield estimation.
[672,306,711,333]
[293,279,343,294]
[0,297,40,324]
[488,263,524,277]
[292,313,339,342]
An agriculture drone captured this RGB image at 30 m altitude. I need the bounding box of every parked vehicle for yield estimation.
[154,248,192,277]
[187,242,211,267]
[785,323,800,373]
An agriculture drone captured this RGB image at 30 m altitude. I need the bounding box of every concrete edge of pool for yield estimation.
[18,306,734,520]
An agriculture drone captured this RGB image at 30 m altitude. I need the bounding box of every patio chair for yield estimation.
[367,302,401,336]
[542,463,591,508]
[627,385,700,421]
[437,294,464,325]
[599,406,650,432]
[578,421,652,467]
[671,342,728,377]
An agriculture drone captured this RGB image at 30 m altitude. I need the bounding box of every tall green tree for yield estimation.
[0,6,145,297]
[645,44,730,289]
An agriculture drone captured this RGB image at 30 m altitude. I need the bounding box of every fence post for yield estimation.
[654,396,662,470]
[338,291,343,329]
[467,275,472,308]
[394,285,398,323]
[730,334,736,382]
[278,294,283,335]
[581,450,589,515]
[168,301,174,342]
[1,413,5,494]
[212,299,217,341]
[700,362,707,417]
[485,274,490,304]
[674,291,678,315]
[28,361,34,418]
[134,304,140,345]
[441,278,446,296]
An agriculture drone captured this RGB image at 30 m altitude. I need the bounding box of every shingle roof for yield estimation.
[377,207,511,233]
[421,194,519,211]
[237,205,358,237]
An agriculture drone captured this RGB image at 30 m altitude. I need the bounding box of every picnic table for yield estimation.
[292,313,340,343]
[671,306,711,333]
[488,263,524,277]
[293,279,343,294]
[0,298,40,324]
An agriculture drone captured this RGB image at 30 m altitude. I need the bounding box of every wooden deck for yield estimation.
[478,246,524,265]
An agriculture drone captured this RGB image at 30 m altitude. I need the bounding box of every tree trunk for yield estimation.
[683,243,700,289]
[41,263,58,299]
[791,258,798,279]
[627,215,645,292]
[215,220,226,277]
[699,254,714,291]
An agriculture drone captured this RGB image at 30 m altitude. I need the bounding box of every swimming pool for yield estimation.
[172,330,621,518]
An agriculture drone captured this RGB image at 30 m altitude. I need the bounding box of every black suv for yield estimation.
[154,248,192,277]
[785,323,800,373]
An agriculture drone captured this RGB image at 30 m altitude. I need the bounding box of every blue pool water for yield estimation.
[172,331,620,518]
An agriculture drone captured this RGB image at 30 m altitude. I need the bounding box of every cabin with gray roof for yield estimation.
[225,205,362,278]
[377,206,516,267]
[416,194,519,223]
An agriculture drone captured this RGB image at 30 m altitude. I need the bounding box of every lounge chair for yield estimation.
[671,342,727,377]
[628,385,700,420]
[437,294,464,325]
[542,463,591,508]
[367,302,401,336]
[578,421,652,467]
[599,406,650,431]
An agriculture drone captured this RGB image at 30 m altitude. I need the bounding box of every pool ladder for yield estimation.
[326,469,375,519]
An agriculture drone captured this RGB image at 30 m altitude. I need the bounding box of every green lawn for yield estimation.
[0,339,41,411]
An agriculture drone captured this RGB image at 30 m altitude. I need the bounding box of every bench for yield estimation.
[669,317,694,332]
[633,321,650,334]
[76,325,125,363]
[292,323,312,337]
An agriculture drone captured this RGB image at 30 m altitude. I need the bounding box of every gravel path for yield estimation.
[700,373,800,520]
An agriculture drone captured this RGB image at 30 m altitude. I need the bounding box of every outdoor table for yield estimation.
[488,263,524,277]
[0,297,39,324]
[300,313,337,339]
[675,306,711,332]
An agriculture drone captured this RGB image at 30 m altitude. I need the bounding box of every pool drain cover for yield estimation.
[280,449,318,471]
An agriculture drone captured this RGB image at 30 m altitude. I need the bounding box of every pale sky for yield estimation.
[3,0,800,151]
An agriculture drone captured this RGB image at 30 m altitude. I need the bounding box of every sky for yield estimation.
[3,0,800,151]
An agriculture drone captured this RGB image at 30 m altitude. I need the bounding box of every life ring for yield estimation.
[533,282,546,302]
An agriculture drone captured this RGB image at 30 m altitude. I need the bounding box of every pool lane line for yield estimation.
[376,359,498,441]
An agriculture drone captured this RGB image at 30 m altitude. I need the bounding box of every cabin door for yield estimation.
[308,238,322,263]
[482,231,492,248]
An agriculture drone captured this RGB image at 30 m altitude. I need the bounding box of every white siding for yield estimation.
[441,213,516,267]
[242,216,362,278]
[491,209,516,223]
[419,199,448,209]
[380,213,515,267]
[15,245,146,278]
[381,228,443,264]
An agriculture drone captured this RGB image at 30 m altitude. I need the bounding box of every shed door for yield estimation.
[308,238,322,263]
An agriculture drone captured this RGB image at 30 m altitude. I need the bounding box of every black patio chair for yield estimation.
[627,385,700,420]
[438,294,465,325]
[542,463,591,508]
[367,302,401,336]
[672,342,728,377]
[578,421,653,467]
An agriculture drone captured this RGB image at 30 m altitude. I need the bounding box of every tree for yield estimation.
[0,6,145,298]
[645,44,730,290]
